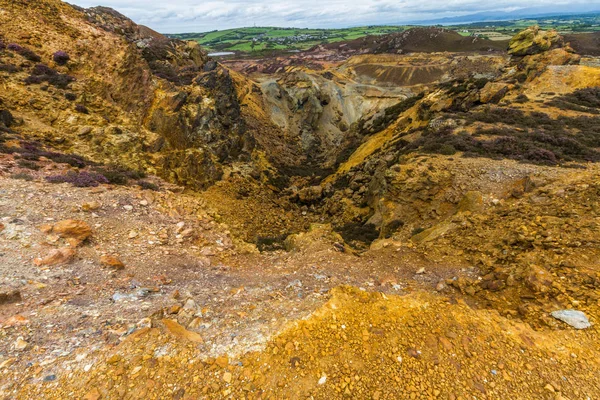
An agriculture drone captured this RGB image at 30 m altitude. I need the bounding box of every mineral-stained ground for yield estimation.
[0,2,599,399]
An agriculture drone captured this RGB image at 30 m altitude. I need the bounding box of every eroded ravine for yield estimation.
[0,2,599,399]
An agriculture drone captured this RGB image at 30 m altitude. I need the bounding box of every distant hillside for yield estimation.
[168,26,407,53]
[168,12,600,56]
[565,32,600,56]
[322,27,508,54]
[420,8,600,25]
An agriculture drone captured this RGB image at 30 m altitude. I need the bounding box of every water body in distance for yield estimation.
[207,52,235,57]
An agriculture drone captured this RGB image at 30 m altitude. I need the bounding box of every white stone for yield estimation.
[551,310,591,329]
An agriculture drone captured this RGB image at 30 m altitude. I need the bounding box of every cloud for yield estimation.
[67,0,600,33]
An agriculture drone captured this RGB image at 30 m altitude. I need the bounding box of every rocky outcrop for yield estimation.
[508,26,565,56]
[506,29,581,84]
[0,0,251,190]
[479,82,508,104]
[326,27,508,55]
[84,6,164,42]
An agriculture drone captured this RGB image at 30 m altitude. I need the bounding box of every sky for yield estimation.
[67,0,600,33]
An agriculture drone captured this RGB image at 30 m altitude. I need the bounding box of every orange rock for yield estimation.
[33,248,76,266]
[52,219,92,243]
[439,336,453,351]
[526,265,553,293]
[168,305,182,314]
[2,315,29,328]
[39,224,54,234]
[81,201,101,212]
[83,388,101,400]
[162,319,203,343]
[100,255,125,270]
[215,355,229,368]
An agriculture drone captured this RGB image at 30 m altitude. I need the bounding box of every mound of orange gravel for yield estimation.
[18,287,599,399]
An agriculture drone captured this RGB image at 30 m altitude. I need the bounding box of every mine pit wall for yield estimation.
[269,50,599,249]
[5,2,597,252]
[244,55,511,248]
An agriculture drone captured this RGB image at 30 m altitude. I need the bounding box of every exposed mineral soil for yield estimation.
[1,1,599,399]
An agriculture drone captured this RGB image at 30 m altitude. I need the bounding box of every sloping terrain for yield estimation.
[221,27,510,76]
[16,288,600,399]
[564,32,600,56]
[0,2,599,399]
[324,27,508,55]
[0,0,252,190]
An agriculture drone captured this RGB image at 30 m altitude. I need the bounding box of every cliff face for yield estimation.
[0,0,253,188]
[0,1,523,193]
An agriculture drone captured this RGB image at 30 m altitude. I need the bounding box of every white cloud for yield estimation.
[67,0,600,33]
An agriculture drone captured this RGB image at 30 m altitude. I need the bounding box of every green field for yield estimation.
[168,26,408,52]
[446,13,600,40]
[167,13,600,54]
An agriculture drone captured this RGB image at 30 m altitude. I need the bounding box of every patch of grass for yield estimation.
[75,104,89,114]
[0,64,19,73]
[411,227,425,236]
[0,110,15,129]
[0,144,18,154]
[17,159,41,170]
[140,39,201,86]
[31,64,56,76]
[514,94,529,103]
[399,113,600,165]
[52,51,70,65]
[10,172,34,181]
[438,78,488,95]
[256,234,289,252]
[12,141,92,168]
[137,180,160,191]
[171,25,407,53]
[45,153,89,168]
[382,219,404,239]
[7,43,41,62]
[447,83,469,95]
[25,64,75,89]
